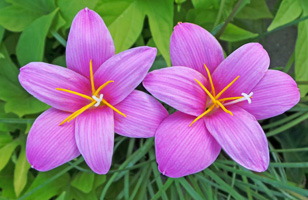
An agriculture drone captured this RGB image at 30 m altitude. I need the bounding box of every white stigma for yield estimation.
[92,94,103,107]
[224,92,253,106]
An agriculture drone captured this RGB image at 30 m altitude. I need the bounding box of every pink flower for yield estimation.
[143,22,300,178]
[19,8,168,174]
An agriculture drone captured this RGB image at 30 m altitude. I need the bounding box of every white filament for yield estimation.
[92,94,103,107]
[224,92,253,106]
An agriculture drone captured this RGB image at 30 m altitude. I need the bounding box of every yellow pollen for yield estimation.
[190,65,242,126]
[56,60,126,126]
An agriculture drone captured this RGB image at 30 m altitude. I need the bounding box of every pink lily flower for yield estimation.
[18,8,168,174]
[143,22,300,178]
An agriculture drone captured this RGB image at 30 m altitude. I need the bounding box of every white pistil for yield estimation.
[224,92,253,106]
[92,94,103,107]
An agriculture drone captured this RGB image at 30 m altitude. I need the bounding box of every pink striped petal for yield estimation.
[206,106,269,172]
[170,22,224,75]
[26,108,80,171]
[241,70,300,120]
[94,47,156,105]
[114,90,168,138]
[156,112,221,178]
[66,8,115,78]
[75,107,114,174]
[212,43,270,98]
[143,67,207,116]
[19,62,91,112]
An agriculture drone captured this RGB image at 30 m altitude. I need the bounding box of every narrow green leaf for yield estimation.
[145,0,173,66]
[14,146,31,197]
[267,0,302,31]
[177,178,203,200]
[0,139,21,171]
[295,20,308,97]
[220,23,258,42]
[71,172,95,193]
[16,9,57,66]
[151,178,174,200]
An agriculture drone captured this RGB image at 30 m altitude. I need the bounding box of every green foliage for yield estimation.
[0,0,307,199]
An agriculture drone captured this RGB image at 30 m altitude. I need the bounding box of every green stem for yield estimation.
[213,0,225,29]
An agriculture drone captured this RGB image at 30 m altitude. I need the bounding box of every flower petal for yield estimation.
[75,106,114,174]
[170,22,224,75]
[143,67,207,116]
[114,90,168,138]
[66,8,115,78]
[241,70,300,120]
[94,46,156,105]
[19,62,91,112]
[156,111,221,178]
[205,106,269,172]
[212,43,270,98]
[26,108,80,171]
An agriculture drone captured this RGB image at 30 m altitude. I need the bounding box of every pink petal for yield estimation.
[66,8,115,78]
[114,90,168,138]
[156,111,221,178]
[241,70,300,120]
[212,43,270,98]
[26,108,80,171]
[170,22,224,75]
[205,106,269,172]
[19,62,91,112]
[94,47,156,105]
[75,107,114,174]
[143,67,207,116]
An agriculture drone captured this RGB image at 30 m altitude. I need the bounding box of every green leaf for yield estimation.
[220,23,258,42]
[236,0,273,19]
[71,172,95,193]
[0,25,4,42]
[16,9,57,66]
[295,20,308,97]
[0,161,17,199]
[0,132,12,148]
[58,0,98,30]
[267,0,302,31]
[96,0,145,53]
[0,139,21,171]
[23,167,70,200]
[0,44,49,117]
[144,0,173,66]
[191,0,219,8]
[14,145,31,197]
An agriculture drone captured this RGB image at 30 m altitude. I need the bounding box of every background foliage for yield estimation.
[0,0,307,199]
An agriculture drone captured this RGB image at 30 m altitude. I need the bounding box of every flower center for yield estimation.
[189,64,253,126]
[56,60,126,125]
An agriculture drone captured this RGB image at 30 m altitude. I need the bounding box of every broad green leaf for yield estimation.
[65,186,98,200]
[220,23,258,42]
[191,0,219,8]
[96,0,145,53]
[0,44,49,116]
[144,0,173,66]
[0,139,21,171]
[0,161,16,199]
[5,0,56,13]
[71,172,95,193]
[58,0,98,30]
[0,25,4,42]
[16,9,57,66]
[24,167,70,200]
[236,0,273,19]
[299,0,308,14]
[186,8,218,30]
[14,145,31,197]
[0,132,12,148]
[295,20,308,97]
[267,0,302,31]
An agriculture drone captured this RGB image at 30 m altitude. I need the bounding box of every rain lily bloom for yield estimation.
[143,22,300,178]
[19,8,168,174]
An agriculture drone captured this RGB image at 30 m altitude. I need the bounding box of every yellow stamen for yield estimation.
[89,59,95,94]
[94,80,114,96]
[215,76,240,99]
[218,96,242,102]
[56,88,92,100]
[203,64,215,97]
[102,99,126,117]
[194,79,216,104]
[59,101,96,125]
[216,101,233,116]
[189,104,216,127]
